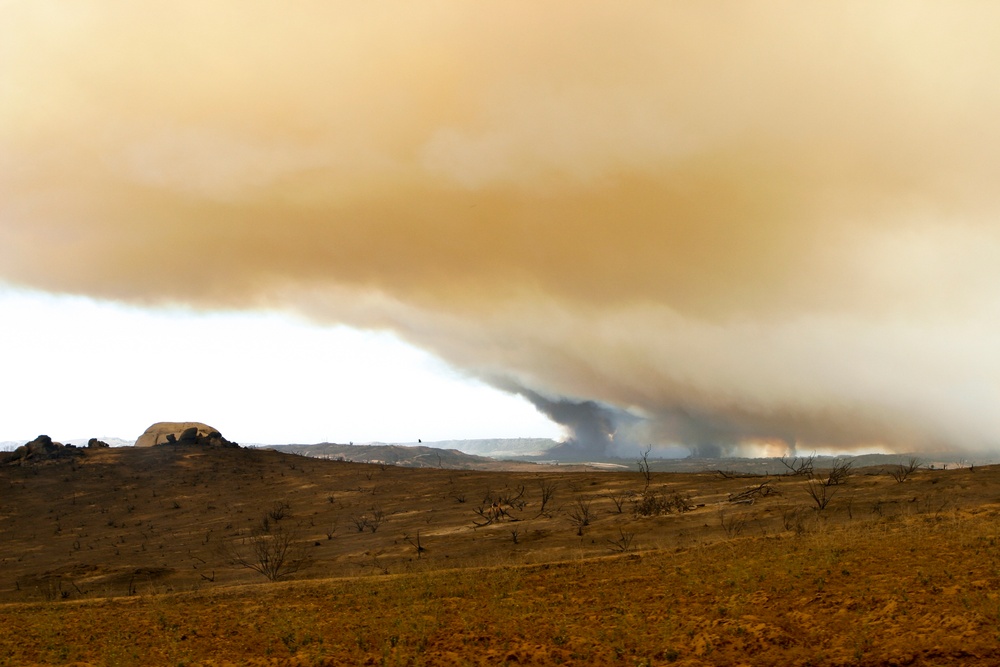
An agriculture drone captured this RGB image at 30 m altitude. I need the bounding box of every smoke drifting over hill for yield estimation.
[3,3,1000,456]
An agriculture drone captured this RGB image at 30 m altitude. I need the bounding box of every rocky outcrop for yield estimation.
[134,422,238,448]
[0,435,83,465]
[87,438,110,449]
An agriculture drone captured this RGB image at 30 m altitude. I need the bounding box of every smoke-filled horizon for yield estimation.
[4,3,1000,456]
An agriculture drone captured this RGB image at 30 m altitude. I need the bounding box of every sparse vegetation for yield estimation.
[718,509,748,538]
[727,481,776,505]
[889,457,921,483]
[805,479,835,510]
[403,531,426,558]
[632,488,692,517]
[2,443,998,666]
[822,458,853,486]
[607,525,635,552]
[605,489,631,513]
[568,499,593,535]
[225,517,308,582]
[780,454,815,477]
[637,445,654,489]
[537,479,558,517]
[349,505,385,533]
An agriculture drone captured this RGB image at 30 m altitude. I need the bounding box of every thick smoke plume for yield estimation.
[503,385,639,460]
[3,3,1000,455]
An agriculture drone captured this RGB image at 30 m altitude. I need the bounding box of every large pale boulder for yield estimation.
[134,422,237,448]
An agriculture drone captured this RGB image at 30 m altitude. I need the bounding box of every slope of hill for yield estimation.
[3,444,1000,665]
[263,442,500,468]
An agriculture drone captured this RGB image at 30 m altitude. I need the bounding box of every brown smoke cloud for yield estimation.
[3,2,1000,455]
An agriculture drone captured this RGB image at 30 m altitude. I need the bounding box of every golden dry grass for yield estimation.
[2,446,1000,665]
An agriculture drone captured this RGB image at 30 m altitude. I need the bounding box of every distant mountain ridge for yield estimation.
[380,438,558,458]
[264,442,501,468]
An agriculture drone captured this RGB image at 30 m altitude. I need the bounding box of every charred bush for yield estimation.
[632,489,692,517]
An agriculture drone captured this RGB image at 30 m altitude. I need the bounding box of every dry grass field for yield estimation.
[2,444,1000,665]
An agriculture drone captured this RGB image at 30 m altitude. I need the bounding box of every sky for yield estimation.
[0,287,561,445]
[3,2,1000,456]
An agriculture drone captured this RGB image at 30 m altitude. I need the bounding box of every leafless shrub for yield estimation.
[568,500,593,535]
[473,501,506,527]
[605,490,632,513]
[637,446,654,490]
[510,527,520,544]
[349,505,385,533]
[225,519,309,582]
[719,510,748,538]
[349,514,368,532]
[370,505,385,532]
[538,480,558,517]
[267,501,290,522]
[607,525,635,552]
[499,484,527,511]
[473,486,525,526]
[403,531,426,558]
[782,507,807,534]
[780,455,815,478]
[632,489,692,517]
[805,479,835,510]
[823,459,853,487]
[889,458,920,483]
[361,550,389,575]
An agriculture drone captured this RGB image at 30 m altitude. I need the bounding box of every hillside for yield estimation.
[2,445,1000,665]
[263,442,502,468]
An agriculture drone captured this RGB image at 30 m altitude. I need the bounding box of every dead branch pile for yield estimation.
[727,481,777,505]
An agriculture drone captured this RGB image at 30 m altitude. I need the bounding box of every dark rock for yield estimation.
[2,435,83,465]
[178,427,199,444]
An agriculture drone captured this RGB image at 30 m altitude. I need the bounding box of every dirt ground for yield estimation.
[2,445,999,665]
